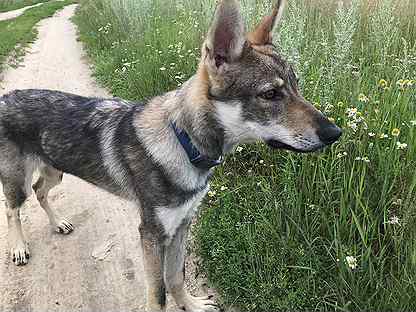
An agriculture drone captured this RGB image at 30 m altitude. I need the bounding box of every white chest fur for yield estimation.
[156,187,208,240]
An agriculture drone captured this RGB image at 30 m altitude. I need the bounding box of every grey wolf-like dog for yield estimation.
[0,0,341,311]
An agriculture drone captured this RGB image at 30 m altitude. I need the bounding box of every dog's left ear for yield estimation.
[204,0,245,70]
[247,0,286,45]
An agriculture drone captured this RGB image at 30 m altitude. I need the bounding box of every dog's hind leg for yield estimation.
[33,164,73,234]
[165,222,218,312]
[3,183,30,266]
[0,153,32,266]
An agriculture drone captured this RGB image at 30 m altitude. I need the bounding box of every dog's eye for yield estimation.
[260,89,283,101]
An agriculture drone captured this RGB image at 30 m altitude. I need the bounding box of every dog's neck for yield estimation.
[136,63,243,182]
[166,65,225,162]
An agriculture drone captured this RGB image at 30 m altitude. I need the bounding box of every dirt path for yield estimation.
[0,5,205,312]
[0,2,45,21]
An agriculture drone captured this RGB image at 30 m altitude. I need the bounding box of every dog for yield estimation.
[0,0,341,311]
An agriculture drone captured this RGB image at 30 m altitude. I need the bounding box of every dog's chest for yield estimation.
[156,187,208,239]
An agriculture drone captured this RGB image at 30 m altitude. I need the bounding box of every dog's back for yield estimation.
[0,89,95,155]
[0,89,142,189]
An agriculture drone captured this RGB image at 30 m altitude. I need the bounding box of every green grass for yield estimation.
[0,0,74,69]
[0,0,50,13]
[74,0,416,311]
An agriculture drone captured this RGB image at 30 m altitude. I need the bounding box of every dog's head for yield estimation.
[199,0,341,152]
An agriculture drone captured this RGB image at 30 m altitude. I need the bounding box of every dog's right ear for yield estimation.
[203,0,245,71]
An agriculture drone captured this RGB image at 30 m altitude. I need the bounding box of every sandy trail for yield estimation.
[0,2,45,22]
[0,5,205,312]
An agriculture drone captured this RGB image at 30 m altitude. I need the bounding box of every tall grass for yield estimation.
[74,0,416,311]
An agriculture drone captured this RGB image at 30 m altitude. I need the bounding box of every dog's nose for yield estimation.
[317,122,342,145]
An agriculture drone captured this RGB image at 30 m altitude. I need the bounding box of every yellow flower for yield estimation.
[378,79,388,88]
[328,117,335,123]
[391,128,400,137]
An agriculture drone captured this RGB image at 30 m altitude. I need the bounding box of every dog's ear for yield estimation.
[204,0,245,69]
[247,0,286,45]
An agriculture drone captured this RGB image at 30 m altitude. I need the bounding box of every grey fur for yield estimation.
[0,0,341,310]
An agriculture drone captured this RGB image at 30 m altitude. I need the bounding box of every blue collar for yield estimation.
[171,122,223,170]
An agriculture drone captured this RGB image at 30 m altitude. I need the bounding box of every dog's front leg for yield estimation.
[164,222,218,312]
[139,223,166,312]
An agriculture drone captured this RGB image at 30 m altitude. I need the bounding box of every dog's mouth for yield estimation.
[266,139,319,153]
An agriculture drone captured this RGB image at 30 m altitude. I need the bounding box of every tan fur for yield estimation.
[284,100,318,133]
[140,230,166,311]
[6,202,29,265]
[251,44,275,56]
[187,64,212,111]
[34,165,73,234]
[247,13,276,45]
[247,0,286,45]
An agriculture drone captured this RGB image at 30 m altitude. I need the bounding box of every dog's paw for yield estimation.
[180,295,219,312]
[55,219,74,234]
[11,242,30,266]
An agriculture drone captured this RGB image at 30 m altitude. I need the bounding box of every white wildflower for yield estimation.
[347,121,358,132]
[392,198,403,205]
[385,215,400,225]
[346,107,358,118]
[355,156,370,163]
[337,152,348,158]
[345,255,358,270]
[362,156,370,163]
[396,142,408,150]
